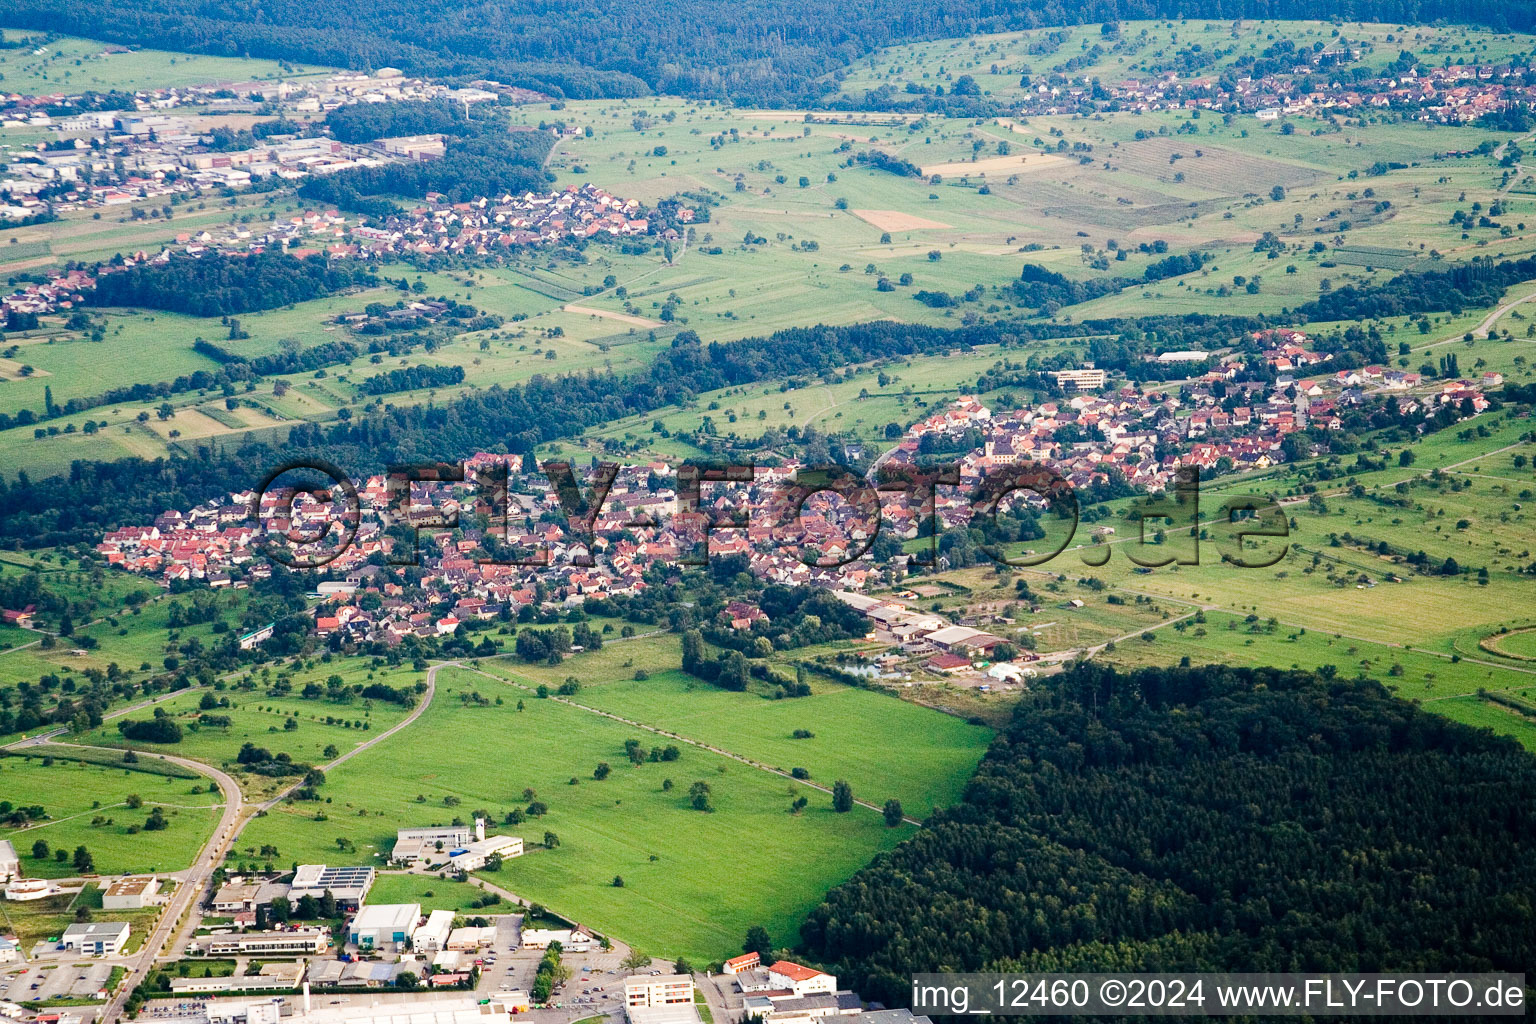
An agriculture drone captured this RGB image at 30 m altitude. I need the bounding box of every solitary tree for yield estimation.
[882,799,904,827]
[832,780,853,813]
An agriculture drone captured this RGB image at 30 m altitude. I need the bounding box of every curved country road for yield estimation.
[4,664,442,1024]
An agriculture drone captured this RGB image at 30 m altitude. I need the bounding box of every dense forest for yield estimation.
[800,663,1536,1006]
[298,104,552,213]
[0,0,1531,104]
[1291,252,1536,322]
[86,251,378,317]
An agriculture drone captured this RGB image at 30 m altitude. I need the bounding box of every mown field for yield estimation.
[0,28,332,94]
[68,661,422,796]
[474,657,992,816]
[0,756,222,876]
[237,664,946,962]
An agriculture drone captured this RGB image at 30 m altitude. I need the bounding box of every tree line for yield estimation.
[87,251,379,318]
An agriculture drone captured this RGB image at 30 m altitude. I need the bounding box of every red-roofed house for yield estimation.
[723,952,760,975]
[768,961,836,996]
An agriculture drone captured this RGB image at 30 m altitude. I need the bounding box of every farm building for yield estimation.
[0,841,17,881]
[924,625,1003,654]
[924,653,971,674]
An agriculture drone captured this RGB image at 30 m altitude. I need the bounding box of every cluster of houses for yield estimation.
[348,183,676,257]
[1012,47,1536,125]
[92,327,1494,648]
[0,178,660,319]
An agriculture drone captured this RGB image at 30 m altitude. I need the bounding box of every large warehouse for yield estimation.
[348,903,421,950]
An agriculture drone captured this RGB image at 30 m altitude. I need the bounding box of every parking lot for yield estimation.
[1,961,113,1002]
[470,933,628,1021]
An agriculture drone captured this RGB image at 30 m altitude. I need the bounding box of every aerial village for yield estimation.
[1,829,933,1024]
[0,179,663,321]
[91,327,1494,686]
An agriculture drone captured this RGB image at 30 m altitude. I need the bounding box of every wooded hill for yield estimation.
[0,0,1531,103]
[801,663,1536,1007]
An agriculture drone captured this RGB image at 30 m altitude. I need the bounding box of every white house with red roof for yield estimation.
[768,961,836,997]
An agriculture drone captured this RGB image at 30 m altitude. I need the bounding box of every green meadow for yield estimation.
[0,755,222,876]
[0,29,331,94]
[69,662,422,792]
[239,665,927,961]
[475,659,993,816]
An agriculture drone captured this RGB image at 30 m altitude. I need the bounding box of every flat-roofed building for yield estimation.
[102,875,161,910]
[625,974,693,1010]
[0,840,18,881]
[1051,368,1107,391]
[195,929,328,956]
[391,826,473,866]
[61,921,130,955]
[212,881,263,913]
[446,835,522,873]
[762,993,863,1024]
[289,864,375,910]
[348,903,420,950]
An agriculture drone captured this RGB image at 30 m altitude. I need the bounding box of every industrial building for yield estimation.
[193,929,329,956]
[61,921,130,955]
[102,875,161,909]
[347,903,420,949]
[445,833,522,872]
[412,909,455,952]
[288,864,376,910]
[391,826,474,865]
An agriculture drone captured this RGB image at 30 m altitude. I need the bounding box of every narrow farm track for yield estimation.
[464,664,923,825]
